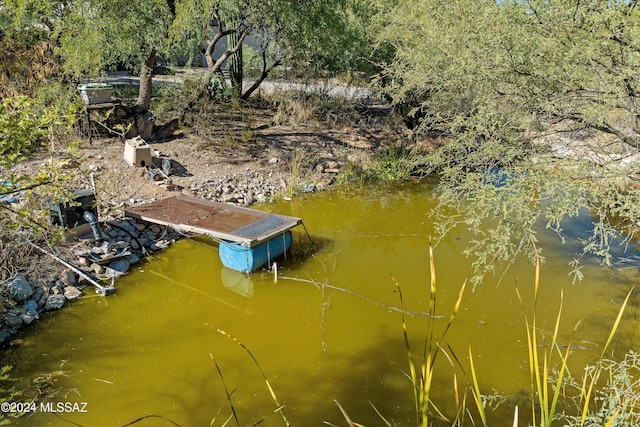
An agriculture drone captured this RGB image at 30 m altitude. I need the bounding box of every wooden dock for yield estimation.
[124,196,302,247]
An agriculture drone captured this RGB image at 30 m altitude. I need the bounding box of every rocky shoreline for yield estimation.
[0,216,184,346]
[0,161,342,347]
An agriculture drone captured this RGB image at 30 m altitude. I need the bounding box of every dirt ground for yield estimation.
[76,99,408,217]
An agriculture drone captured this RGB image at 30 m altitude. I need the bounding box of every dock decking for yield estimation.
[124,196,302,247]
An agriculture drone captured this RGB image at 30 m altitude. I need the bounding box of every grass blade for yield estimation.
[579,287,634,427]
[212,328,291,427]
[210,354,239,427]
[333,400,366,427]
[390,273,420,424]
[468,346,487,426]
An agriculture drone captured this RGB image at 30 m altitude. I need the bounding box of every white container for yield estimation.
[78,83,113,105]
[124,136,152,167]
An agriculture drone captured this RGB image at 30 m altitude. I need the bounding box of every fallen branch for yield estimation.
[279,275,442,318]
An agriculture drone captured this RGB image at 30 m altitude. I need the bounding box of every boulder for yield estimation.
[102,267,126,279]
[0,328,13,344]
[126,254,140,265]
[59,270,77,286]
[24,300,39,312]
[3,312,23,327]
[91,263,105,274]
[37,293,48,308]
[108,259,130,273]
[5,273,34,302]
[45,294,65,311]
[20,311,39,325]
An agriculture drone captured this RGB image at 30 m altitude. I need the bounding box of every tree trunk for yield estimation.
[137,49,156,110]
[241,54,281,100]
[208,26,251,73]
[205,30,227,69]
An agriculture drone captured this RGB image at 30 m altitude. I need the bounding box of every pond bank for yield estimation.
[0,216,187,346]
[0,158,343,347]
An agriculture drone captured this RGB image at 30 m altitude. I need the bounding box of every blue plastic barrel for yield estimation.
[219,231,292,273]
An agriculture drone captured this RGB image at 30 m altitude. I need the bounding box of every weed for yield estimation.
[512,241,633,427]
[0,363,68,425]
[558,350,640,426]
[336,243,468,426]
[112,84,139,105]
[336,144,416,184]
[209,327,290,427]
[150,83,182,119]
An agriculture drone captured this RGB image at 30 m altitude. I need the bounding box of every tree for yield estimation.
[56,0,175,110]
[169,0,376,100]
[3,0,169,109]
[499,0,640,148]
[374,0,640,283]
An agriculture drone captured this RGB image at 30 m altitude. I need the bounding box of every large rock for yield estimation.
[58,270,77,286]
[64,287,83,301]
[24,300,39,312]
[108,259,130,273]
[102,267,126,279]
[5,273,34,302]
[0,328,13,344]
[45,294,65,310]
[3,312,23,327]
[126,254,140,265]
[20,311,39,325]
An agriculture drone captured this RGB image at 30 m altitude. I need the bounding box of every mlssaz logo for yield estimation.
[40,402,89,413]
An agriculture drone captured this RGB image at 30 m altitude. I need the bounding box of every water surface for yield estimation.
[4,182,639,426]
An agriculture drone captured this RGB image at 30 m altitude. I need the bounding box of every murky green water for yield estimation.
[4,182,640,426]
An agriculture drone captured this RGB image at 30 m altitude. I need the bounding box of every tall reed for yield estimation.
[516,241,634,427]
[392,243,467,426]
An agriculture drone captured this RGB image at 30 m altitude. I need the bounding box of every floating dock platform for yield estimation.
[125,196,302,273]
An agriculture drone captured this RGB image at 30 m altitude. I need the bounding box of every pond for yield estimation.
[3,181,639,426]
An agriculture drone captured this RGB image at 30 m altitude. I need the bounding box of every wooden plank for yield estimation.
[124,196,302,247]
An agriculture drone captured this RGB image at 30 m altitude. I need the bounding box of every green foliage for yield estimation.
[150,83,183,119]
[392,246,467,426]
[55,0,174,78]
[0,96,60,165]
[242,46,266,78]
[169,0,377,97]
[0,364,69,426]
[336,144,416,185]
[374,0,640,283]
[558,350,640,426]
[0,94,81,246]
[364,144,416,181]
